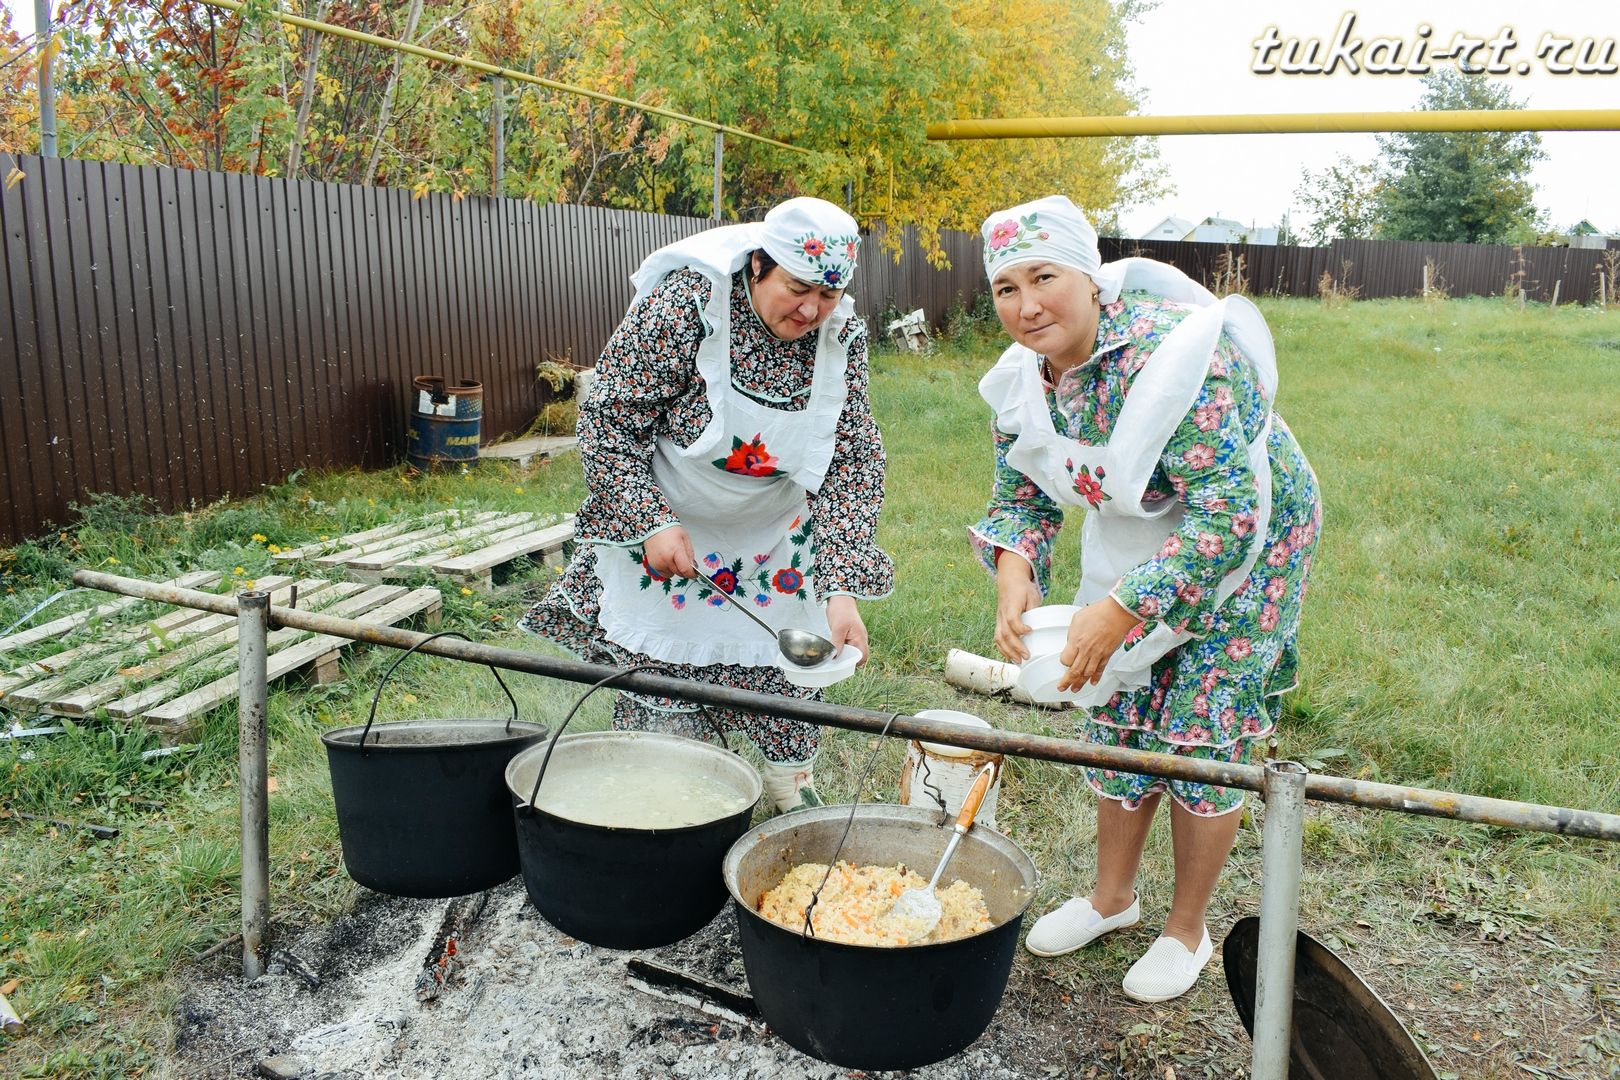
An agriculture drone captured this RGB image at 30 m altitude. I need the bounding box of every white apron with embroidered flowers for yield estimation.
[979,259,1278,709]
[594,229,853,668]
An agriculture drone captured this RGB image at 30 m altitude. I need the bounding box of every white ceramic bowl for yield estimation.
[1014,650,1083,706]
[1021,604,1081,632]
[913,709,992,758]
[778,643,864,689]
[1019,604,1078,658]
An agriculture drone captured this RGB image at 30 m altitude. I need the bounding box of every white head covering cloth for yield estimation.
[760,197,860,289]
[622,197,862,483]
[631,197,859,303]
[980,194,1212,308]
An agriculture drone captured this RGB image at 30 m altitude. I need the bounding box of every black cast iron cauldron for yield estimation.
[722,803,1040,1072]
[322,718,549,898]
[321,630,548,899]
[506,730,762,950]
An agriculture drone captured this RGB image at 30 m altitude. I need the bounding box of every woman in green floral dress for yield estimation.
[968,196,1321,1002]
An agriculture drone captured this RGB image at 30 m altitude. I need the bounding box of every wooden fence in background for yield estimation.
[1,151,1610,542]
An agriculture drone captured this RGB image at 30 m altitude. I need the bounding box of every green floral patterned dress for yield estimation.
[969,291,1322,815]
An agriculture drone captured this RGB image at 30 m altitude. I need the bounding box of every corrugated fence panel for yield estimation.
[2,151,1613,543]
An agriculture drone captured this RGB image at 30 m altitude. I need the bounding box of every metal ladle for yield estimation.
[697,570,836,667]
[880,762,998,942]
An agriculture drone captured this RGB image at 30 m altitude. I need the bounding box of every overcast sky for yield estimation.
[1116,0,1619,236]
[7,0,1616,236]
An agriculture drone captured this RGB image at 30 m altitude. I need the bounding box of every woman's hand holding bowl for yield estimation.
[1056,597,1142,692]
[993,552,1043,663]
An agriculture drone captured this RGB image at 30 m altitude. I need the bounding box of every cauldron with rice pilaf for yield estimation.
[723,802,1040,1072]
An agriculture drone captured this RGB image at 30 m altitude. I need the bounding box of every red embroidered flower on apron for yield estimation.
[713,433,786,477]
[1064,458,1110,506]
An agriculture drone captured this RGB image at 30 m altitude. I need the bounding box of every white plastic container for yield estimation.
[897,709,1003,829]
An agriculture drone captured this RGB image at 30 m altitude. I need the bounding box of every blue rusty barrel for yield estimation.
[407,376,483,471]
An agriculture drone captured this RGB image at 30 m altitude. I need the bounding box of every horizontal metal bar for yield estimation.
[195,0,808,153]
[70,570,1620,843]
[926,109,1620,141]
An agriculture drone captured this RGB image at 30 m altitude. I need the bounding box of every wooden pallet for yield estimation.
[273,509,574,590]
[0,571,223,657]
[0,575,442,744]
[479,434,579,468]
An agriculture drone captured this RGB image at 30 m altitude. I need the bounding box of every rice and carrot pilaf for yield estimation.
[757,860,993,947]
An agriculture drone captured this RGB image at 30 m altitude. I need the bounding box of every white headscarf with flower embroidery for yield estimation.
[760,197,861,289]
[981,194,1219,307]
[981,195,1100,280]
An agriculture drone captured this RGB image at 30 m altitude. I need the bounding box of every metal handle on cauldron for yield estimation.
[520,663,739,814]
[360,630,521,753]
[800,710,904,940]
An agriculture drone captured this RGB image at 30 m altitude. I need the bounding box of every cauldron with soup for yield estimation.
[723,803,1040,1071]
[505,731,761,949]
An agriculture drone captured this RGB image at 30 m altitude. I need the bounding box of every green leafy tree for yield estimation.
[1292,155,1384,245]
[1374,70,1544,244]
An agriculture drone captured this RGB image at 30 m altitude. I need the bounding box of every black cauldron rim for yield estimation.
[322,717,549,754]
[505,730,765,836]
[513,804,761,837]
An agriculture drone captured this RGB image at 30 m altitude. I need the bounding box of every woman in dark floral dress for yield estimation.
[969,196,1321,1001]
[523,198,893,812]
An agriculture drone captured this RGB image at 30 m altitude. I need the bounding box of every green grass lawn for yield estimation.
[2,296,1617,1079]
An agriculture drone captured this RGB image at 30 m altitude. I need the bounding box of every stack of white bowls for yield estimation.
[1011,605,1084,705]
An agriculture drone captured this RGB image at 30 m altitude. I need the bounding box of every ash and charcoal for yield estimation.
[167,880,1082,1080]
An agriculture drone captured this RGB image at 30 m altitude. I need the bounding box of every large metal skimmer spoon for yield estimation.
[699,571,836,667]
[881,763,998,942]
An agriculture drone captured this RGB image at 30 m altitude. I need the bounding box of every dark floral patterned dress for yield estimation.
[970,291,1322,814]
[523,268,893,765]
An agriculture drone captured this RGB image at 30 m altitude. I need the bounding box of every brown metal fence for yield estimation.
[1099,236,1613,304]
[0,155,981,543]
[1,152,1612,544]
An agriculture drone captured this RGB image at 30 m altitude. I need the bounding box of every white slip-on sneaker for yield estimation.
[1121,927,1214,1002]
[1024,894,1141,957]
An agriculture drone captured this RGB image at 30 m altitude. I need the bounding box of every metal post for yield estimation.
[34,0,55,157]
[236,590,271,981]
[492,76,505,196]
[711,131,723,220]
[1252,760,1308,1079]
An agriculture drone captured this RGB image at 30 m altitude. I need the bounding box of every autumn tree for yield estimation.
[23,0,1157,241]
[621,0,1158,255]
[1374,70,1545,244]
[1292,155,1385,244]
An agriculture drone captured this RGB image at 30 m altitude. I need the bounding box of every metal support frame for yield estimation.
[194,0,807,155]
[1252,760,1309,1079]
[712,131,724,220]
[61,567,1620,1022]
[492,76,505,196]
[34,0,55,157]
[71,568,1620,842]
[926,108,1620,142]
[236,590,271,981]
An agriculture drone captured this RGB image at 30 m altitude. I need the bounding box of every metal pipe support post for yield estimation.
[1252,760,1309,1079]
[236,591,271,981]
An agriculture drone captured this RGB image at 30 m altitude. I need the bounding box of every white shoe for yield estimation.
[1121,928,1214,1002]
[1024,894,1141,957]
